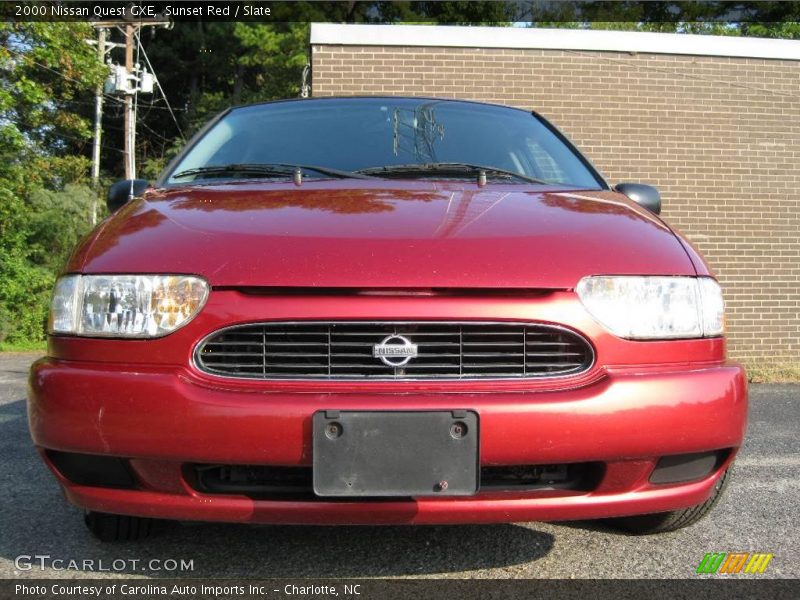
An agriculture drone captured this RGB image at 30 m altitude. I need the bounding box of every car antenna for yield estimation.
[477,170,487,187]
[293,167,303,186]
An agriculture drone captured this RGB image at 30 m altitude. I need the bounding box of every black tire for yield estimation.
[605,468,730,535]
[84,511,159,542]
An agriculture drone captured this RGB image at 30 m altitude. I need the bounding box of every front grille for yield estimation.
[195,322,593,380]
[189,463,603,499]
[193,464,312,498]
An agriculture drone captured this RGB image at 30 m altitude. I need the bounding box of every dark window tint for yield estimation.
[167,98,603,188]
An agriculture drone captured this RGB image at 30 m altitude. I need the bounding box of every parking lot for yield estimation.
[2,353,797,579]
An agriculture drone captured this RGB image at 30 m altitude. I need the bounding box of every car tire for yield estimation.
[84,511,159,542]
[605,468,730,535]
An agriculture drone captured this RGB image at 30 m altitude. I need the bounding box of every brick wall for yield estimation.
[311,43,800,366]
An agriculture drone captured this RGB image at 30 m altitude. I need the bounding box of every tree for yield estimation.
[0,23,103,345]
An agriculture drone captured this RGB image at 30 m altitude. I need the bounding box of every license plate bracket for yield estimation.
[313,410,479,497]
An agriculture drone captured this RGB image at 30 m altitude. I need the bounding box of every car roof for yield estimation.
[229,95,533,115]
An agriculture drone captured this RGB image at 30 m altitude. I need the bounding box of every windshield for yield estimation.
[165,98,604,188]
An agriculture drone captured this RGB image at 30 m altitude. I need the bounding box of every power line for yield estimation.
[3,45,128,107]
[11,115,125,154]
[4,46,86,86]
[88,16,170,180]
[137,119,175,144]
[135,34,185,140]
[63,96,185,113]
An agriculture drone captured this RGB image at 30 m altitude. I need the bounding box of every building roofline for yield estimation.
[310,23,800,61]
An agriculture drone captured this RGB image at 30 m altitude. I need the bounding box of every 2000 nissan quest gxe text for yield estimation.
[29,97,747,541]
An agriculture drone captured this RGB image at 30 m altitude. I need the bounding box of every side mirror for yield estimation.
[107,179,150,213]
[614,183,661,215]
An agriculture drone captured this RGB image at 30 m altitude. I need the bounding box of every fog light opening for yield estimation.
[45,450,137,489]
[649,450,730,485]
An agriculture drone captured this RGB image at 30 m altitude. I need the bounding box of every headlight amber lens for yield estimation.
[697,277,724,337]
[48,275,208,338]
[576,276,724,340]
[49,275,81,334]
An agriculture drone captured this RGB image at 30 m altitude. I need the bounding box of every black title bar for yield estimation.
[5,578,800,600]
[4,1,800,23]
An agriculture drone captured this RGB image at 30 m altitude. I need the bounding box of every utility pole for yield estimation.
[123,23,135,180]
[90,28,106,225]
[91,15,170,184]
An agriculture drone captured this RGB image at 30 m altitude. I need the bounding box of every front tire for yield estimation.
[605,468,730,535]
[84,511,159,542]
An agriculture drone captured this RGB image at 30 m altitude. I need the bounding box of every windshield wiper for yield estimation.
[171,163,375,181]
[356,162,547,184]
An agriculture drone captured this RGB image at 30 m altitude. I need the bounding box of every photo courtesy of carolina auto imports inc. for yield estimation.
[0,1,798,599]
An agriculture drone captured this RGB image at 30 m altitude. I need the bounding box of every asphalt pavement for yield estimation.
[1,353,797,579]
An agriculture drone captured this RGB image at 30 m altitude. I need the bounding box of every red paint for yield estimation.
[30,359,745,466]
[56,468,733,525]
[31,357,744,524]
[31,109,748,525]
[67,184,694,289]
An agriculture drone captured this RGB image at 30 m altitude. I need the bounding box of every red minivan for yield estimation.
[29,97,746,541]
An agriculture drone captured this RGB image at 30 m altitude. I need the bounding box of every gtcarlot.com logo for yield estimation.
[14,554,195,573]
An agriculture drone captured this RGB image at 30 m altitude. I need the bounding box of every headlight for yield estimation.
[576,276,724,340]
[49,274,209,338]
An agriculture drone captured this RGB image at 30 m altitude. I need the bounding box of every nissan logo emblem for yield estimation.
[372,335,418,367]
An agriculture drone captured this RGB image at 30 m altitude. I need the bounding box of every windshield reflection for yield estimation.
[392,102,446,162]
[165,98,604,189]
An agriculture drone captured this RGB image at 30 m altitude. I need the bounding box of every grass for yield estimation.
[746,362,800,384]
[0,340,46,353]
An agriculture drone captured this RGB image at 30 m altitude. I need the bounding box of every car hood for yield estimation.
[71,181,696,289]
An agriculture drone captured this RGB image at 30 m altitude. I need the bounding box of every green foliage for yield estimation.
[0,24,101,344]
[0,339,47,353]
[234,23,310,101]
[742,22,800,39]
[0,23,105,158]
[0,185,54,344]
[27,184,96,270]
[529,1,800,38]
[0,183,96,344]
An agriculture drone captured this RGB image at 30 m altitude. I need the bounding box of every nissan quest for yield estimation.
[28,97,747,541]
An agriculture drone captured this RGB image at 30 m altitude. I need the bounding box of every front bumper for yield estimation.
[29,358,747,525]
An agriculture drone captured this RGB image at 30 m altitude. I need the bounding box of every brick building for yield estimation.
[309,24,800,368]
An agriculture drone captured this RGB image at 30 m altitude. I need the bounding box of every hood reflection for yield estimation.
[164,187,438,215]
